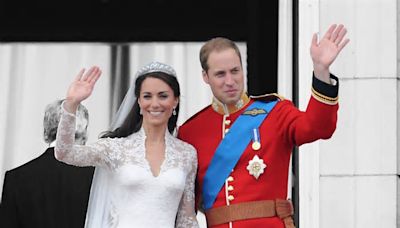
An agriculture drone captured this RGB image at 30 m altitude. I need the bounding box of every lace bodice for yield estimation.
[55,107,199,228]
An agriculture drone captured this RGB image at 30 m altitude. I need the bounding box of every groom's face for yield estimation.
[202,48,244,105]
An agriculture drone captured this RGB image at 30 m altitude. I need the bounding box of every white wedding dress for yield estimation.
[55,108,199,228]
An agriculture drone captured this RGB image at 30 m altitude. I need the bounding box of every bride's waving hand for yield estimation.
[64,66,102,113]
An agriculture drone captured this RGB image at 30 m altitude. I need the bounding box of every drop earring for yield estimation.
[172,107,177,116]
[139,108,143,115]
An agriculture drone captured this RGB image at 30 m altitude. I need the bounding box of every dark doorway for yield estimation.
[0,0,279,95]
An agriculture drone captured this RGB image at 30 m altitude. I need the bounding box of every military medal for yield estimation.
[247,128,266,179]
[246,155,266,179]
[251,128,261,150]
[252,141,261,150]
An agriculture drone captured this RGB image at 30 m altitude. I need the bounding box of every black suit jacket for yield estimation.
[0,147,94,228]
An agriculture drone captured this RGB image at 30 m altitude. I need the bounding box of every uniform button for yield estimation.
[224,128,230,134]
[228,195,235,201]
[227,185,234,191]
[225,120,231,125]
[227,176,234,182]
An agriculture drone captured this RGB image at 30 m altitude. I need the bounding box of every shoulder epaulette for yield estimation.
[249,93,285,102]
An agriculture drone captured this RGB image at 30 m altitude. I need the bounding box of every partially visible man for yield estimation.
[0,99,94,228]
[178,24,349,228]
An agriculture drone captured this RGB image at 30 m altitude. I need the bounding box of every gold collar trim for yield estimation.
[211,93,251,115]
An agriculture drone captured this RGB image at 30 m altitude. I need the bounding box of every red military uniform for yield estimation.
[178,75,339,228]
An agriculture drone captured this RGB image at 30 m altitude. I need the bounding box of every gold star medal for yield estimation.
[252,141,261,150]
[251,128,261,151]
[246,155,266,179]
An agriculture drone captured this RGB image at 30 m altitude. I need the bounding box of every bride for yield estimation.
[55,62,199,228]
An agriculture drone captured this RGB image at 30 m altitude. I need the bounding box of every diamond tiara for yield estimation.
[135,61,177,78]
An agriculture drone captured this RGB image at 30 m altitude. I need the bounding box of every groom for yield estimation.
[178,24,349,227]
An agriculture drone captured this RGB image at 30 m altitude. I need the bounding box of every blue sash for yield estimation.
[202,100,278,210]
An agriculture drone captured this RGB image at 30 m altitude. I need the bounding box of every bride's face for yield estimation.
[138,77,178,128]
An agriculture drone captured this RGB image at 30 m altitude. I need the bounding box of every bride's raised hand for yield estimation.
[64,66,102,112]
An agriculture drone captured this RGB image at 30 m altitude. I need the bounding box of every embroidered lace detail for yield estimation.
[109,202,118,228]
[55,106,199,228]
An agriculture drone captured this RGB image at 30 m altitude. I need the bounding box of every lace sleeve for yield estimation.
[176,146,199,228]
[54,104,111,168]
